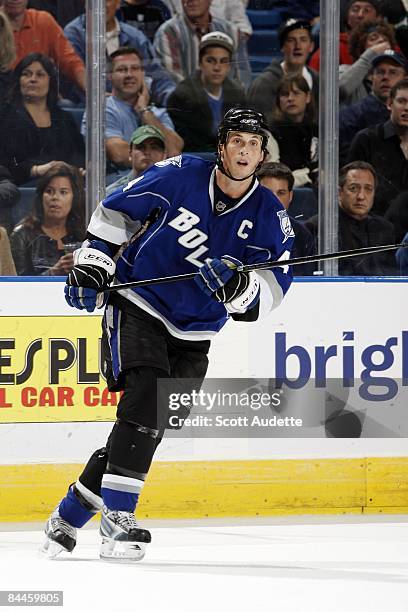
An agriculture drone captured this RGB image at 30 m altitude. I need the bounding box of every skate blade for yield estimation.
[39,537,71,559]
[100,537,146,562]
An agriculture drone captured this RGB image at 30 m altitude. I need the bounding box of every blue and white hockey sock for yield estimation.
[101,474,144,512]
[58,483,99,528]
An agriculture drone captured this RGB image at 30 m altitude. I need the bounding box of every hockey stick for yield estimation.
[104,243,407,293]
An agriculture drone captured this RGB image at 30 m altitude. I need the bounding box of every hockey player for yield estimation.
[41,108,294,562]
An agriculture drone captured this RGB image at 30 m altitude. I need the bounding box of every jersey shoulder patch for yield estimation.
[277,209,295,243]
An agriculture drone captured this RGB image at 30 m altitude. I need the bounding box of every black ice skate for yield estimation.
[100,505,151,562]
[40,507,77,558]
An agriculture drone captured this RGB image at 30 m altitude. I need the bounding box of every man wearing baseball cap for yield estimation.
[167,31,245,151]
[371,48,408,73]
[106,125,166,195]
[153,0,251,89]
[248,17,318,121]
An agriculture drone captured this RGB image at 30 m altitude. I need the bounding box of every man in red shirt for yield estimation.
[5,0,85,92]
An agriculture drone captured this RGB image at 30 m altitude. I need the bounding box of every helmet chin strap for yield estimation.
[217,163,255,182]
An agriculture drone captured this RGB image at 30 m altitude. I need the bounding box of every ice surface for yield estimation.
[0,516,407,612]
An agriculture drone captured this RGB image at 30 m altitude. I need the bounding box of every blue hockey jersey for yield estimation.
[88,155,294,340]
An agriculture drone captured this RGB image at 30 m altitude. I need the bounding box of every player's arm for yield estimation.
[87,165,172,245]
[240,203,294,319]
[65,168,171,312]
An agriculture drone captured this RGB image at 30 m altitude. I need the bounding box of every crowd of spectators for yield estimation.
[0,0,407,277]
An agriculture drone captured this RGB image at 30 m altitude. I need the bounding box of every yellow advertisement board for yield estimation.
[0,316,119,423]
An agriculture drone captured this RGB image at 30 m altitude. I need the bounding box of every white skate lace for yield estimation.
[111,511,139,532]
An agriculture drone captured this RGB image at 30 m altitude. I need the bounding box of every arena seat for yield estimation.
[246,9,283,29]
[248,29,281,56]
[60,107,85,131]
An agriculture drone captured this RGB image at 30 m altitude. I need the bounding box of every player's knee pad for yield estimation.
[77,446,108,500]
[107,419,159,478]
[116,366,170,432]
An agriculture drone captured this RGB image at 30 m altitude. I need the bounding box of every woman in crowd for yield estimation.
[10,163,85,276]
[268,75,318,188]
[0,53,85,185]
[340,19,397,105]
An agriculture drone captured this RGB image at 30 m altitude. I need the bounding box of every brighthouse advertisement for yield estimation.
[0,316,118,423]
[0,280,407,430]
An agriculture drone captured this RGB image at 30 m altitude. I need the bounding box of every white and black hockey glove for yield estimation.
[195,256,260,314]
[64,247,116,312]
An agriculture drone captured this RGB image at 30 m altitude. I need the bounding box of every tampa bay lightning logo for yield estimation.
[277,210,295,244]
[155,155,182,168]
[215,200,227,212]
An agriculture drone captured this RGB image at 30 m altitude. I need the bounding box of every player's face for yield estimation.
[20,61,50,102]
[278,85,311,121]
[371,61,406,102]
[282,29,314,67]
[199,47,231,88]
[347,1,378,30]
[130,138,166,173]
[259,176,292,209]
[111,54,144,98]
[42,176,73,222]
[339,169,375,220]
[4,0,27,18]
[388,87,408,129]
[221,131,264,179]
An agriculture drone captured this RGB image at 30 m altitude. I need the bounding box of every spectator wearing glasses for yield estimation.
[339,18,397,106]
[95,47,182,170]
[64,0,175,106]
